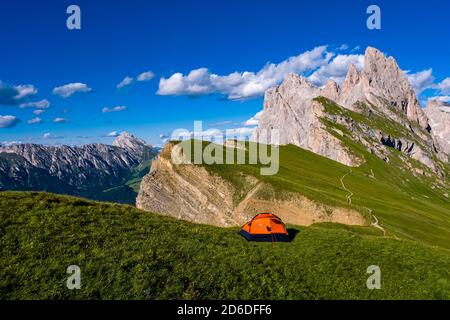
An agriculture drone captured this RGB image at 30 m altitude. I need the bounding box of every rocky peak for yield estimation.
[338,47,429,129]
[346,63,361,86]
[254,46,447,174]
[112,132,152,159]
[322,79,340,102]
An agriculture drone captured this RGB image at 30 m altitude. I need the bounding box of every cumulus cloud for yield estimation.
[406,69,435,94]
[225,126,256,137]
[172,126,256,142]
[428,95,450,103]
[53,117,68,123]
[0,115,21,128]
[117,76,134,89]
[244,110,263,126]
[102,105,127,113]
[158,46,333,100]
[0,82,37,105]
[437,77,450,95]
[20,99,50,109]
[53,83,92,98]
[27,117,43,125]
[308,54,364,86]
[13,84,38,100]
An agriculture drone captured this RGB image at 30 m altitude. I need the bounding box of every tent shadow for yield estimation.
[287,228,300,242]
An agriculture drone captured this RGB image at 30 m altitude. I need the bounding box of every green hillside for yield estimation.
[1,192,449,300]
[174,111,450,249]
[173,141,450,249]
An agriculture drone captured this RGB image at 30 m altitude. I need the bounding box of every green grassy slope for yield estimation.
[1,192,449,300]
[89,158,153,205]
[177,121,449,249]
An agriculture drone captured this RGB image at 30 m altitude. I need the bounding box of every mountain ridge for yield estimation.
[0,132,158,203]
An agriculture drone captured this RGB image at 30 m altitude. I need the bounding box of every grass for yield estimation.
[1,191,449,300]
[170,126,449,249]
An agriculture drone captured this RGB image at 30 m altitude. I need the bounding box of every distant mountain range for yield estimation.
[0,132,158,204]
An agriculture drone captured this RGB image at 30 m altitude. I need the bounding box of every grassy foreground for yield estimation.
[1,192,449,300]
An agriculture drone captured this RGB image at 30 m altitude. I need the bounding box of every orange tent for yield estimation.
[239,213,290,242]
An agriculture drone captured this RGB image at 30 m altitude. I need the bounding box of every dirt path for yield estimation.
[340,169,354,204]
[369,209,386,236]
[340,169,386,236]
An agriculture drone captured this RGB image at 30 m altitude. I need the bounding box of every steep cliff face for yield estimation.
[253,73,362,166]
[339,47,429,130]
[136,146,243,227]
[425,100,450,157]
[253,46,447,174]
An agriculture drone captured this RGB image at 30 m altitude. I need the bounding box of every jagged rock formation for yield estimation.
[136,143,365,227]
[0,132,157,201]
[253,74,363,166]
[338,47,429,130]
[254,46,447,174]
[425,100,450,156]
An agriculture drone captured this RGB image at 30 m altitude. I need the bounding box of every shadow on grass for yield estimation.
[287,228,299,242]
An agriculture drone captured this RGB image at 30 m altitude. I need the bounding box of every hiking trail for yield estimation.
[340,169,386,236]
[340,169,354,204]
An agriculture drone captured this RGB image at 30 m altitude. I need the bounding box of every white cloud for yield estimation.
[338,44,349,51]
[117,71,155,88]
[158,46,333,100]
[1,140,22,146]
[43,132,51,139]
[53,117,68,123]
[102,105,127,113]
[437,77,450,95]
[308,54,364,86]
[13,84,38,100]
[172,126,256,142]
[33,109,45,115]
[27,117,43,125]
[406,69,435,94]
[0,82,37,105]
[20,99,50,109]
[137,71,155,82]
[428,95,450,103]
[225,126,256,137]
[117,76,134,89]
[0,115,21,128]
[53,83,92,98]
[106,131,120,137]
[244,110,263,126]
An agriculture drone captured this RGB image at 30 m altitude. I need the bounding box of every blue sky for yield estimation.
[1,0,449,146]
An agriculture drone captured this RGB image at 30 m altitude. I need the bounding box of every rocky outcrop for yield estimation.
[136,144,245,226]
[253,73,362,166]
[339,47,429,130]
[425,100,450,156]
[137,143,366,227]
[253,46,447,173]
